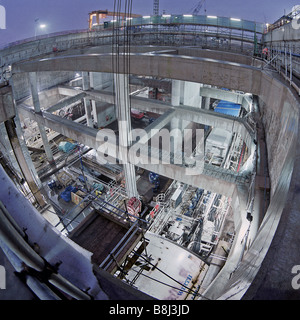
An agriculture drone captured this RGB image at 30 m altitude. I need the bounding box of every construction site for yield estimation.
[0,0,300,301]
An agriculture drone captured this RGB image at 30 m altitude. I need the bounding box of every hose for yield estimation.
[0,204,91,300]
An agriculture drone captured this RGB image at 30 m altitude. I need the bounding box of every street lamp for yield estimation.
[34,19,47,38]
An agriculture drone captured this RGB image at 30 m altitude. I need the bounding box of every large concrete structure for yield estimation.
[0,12,299,300]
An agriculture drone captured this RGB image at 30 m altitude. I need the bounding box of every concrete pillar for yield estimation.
[2,80,46,208]
[114,73,138,198]
[203,85,212,110]
[10,77,42,189]
[169,117,181,159]
[171,80,202,108]
[171,81,201,163]
[5,118,46,207]
[204,97,211,110]
[90,72,113,91]
[171,80,181,106]
[183,81,202,108]
[90,72,114,128]
[82,72,93,128]
[28,72,55,165]
[91,101,116,128]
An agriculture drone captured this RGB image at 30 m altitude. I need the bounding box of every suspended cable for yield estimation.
[132,252,211,300]
[128,266,207,299]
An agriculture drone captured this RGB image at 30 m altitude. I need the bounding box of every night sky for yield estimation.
[0,0,298,47]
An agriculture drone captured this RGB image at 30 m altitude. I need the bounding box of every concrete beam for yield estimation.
[129,76,172,92]
[57,86,170,115]
[136,109,176,144]
[46,92,86,113]
[28,72,55,164]
[18,104,99,149]
[59,86,248,125]
[200,86,244,105]
[13,53,262,95]
[4,118,46,207]
[57,86,255,150]
[0,86,15,123]
[173,105,255,152]
[18,103,243,197]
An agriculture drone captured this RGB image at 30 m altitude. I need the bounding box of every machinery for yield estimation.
[149,172,160,193]
[127,197,142,221]
[131,108,145,120]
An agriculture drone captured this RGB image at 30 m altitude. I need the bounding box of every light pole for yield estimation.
[34,19,47,39]
[34,18,39,39]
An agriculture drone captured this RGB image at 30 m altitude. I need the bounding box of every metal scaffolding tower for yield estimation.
[153,0,159,15]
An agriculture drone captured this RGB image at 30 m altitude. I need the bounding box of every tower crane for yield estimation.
[190,0,206,15]
[153,0,159,15]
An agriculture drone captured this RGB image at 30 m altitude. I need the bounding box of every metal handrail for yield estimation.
[99,219,141,271]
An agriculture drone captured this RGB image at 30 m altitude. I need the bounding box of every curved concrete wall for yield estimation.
[13,52,262,94]
[6,45,300,299]
[204,70,300,299]
[258,73,298,194]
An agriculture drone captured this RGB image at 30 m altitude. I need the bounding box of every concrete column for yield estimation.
[90,72,115,128]
[172,80,202,108]
[169,117,182,159]
[91,101,116,128]
[4,116,45,208]
[88,73,97,126]
[90,100,97,127]
[90,72,113,91]
[114,73,138,198]
[169,115,198,165]
[171,80,181,106]
[203,85,211,110]
[10,77,42,189]
[82,72,93,128]
[204,97,211,110]
[28,72,55,165]
[183,81,202,108]
[171,81,201,161]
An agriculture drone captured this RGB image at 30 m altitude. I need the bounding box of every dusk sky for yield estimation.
[0,0,298,47]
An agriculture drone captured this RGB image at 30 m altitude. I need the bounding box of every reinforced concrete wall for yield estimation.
[11,71,76,101]
[258,73,298,195]
[1,40,300,299]
[210,72,300,300]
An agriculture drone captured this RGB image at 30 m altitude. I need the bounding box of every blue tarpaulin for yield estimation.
[214,100,241,117]
[60,185,78,202]
[93,182,104,192]
[58,141,77,153]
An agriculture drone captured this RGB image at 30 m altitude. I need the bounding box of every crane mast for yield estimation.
[191,0,206,15]
[153,0,159,15]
